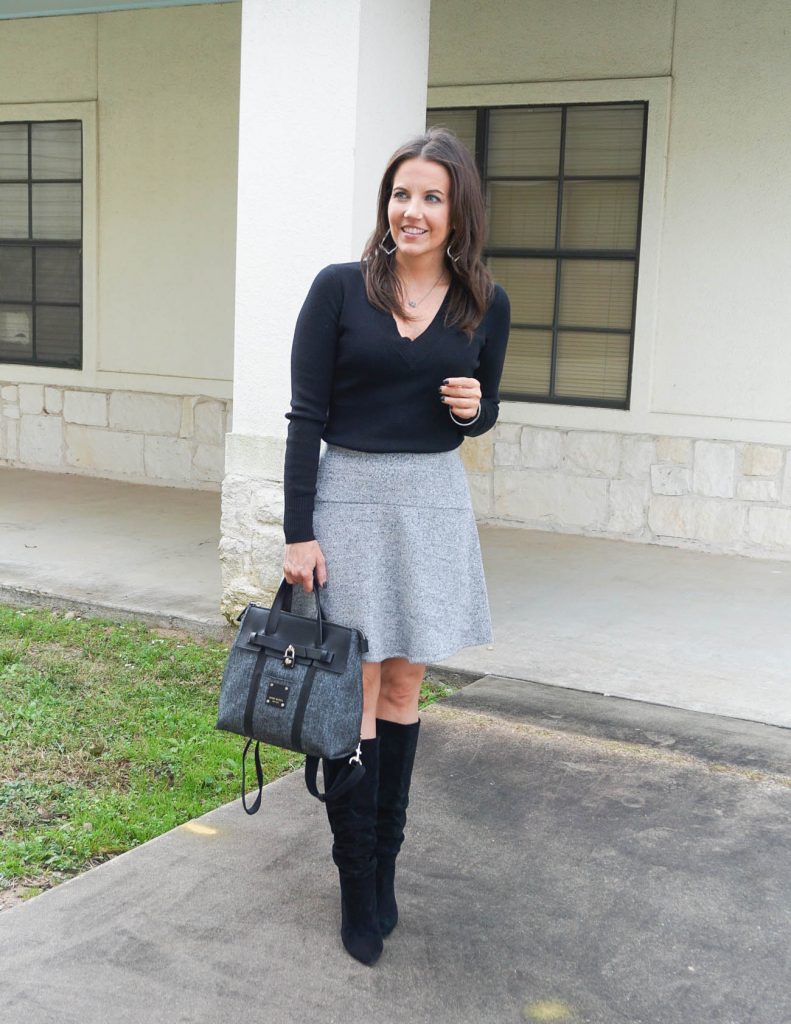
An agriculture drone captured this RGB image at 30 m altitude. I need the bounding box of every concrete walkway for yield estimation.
[1,465,790,726]
[2,679,790,1024]
[0,467,223,631]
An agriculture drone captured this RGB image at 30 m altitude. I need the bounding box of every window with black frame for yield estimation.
[0,120,83,369]
[426,103,647,409]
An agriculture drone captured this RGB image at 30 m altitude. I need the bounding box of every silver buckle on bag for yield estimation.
[348,741,362,766]
[283,644,296,668]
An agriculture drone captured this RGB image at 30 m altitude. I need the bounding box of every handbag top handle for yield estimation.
[264,569,324,647]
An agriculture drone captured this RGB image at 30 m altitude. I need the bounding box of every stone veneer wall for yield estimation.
[0,382,231,489]
[219,421,791,622]
[220,469,283,620]
[460,423,791,561]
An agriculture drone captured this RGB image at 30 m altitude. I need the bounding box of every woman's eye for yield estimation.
[392,191,440,201]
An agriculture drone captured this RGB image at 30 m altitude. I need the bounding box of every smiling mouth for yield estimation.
[402,227,427,235]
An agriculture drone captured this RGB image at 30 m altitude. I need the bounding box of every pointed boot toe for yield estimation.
[340,870,383,965]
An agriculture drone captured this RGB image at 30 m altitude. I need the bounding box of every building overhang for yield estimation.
[0,0,235,19]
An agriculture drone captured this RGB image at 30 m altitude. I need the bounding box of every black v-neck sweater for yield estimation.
[283,260,511,544]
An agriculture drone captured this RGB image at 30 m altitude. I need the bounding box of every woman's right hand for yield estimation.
[283,540,328,592]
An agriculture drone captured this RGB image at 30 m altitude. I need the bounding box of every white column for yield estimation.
[221,0,431,617]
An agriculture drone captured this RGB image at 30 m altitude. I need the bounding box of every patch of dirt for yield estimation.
[2,751,135,800]
[0,876,58,913]
[0,853,122,914]
[26,643,88,660]
[150,627,219,646]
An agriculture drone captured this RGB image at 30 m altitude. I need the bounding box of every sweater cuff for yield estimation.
[283,496,315,545]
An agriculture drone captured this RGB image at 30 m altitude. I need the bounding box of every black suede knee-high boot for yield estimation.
[323,736,383,966]
[375,717,421,937]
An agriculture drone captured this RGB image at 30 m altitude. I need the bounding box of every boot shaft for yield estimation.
[323,736,380,869]
[375,718,421,855]
[322,736,384,965]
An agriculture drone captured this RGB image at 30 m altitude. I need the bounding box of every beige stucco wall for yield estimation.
[429,0,791,446]
[429,0,675,84]
[652,1,791,426]
[0,2,240,398]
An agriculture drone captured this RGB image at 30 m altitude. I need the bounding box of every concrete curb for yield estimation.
[0,584,235,640]
[442,673,791,778]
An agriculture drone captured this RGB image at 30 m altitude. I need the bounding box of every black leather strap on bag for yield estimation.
[240,644,272,815]
[241,738,265,815]
[242,740,365,813]
[304,752,365,802]
[265,574,324,646]
[245,632,335,665]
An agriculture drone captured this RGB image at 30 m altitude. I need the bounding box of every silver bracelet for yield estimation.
[449,403,482,427]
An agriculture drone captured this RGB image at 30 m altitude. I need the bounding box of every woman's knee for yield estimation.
[379,659,425,710]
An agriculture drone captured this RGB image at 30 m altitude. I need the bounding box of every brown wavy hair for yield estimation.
[360,126,494,341]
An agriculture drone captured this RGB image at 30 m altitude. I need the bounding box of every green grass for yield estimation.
[0,605,455,902]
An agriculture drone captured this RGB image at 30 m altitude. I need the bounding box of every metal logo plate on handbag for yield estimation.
[265,680,290,708]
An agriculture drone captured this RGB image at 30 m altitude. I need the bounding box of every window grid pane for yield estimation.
[558,259,635,330]
[0,305,33,359]
[36,247,81,304]
[32,182,82,240]
[31,121,82,181]
[0,123,28,181]
[559,180,640,250]
[0,246,33,301]
[487,181,558,248]
[487,256,556,325]
[500,328,553,396]
[555,330,630,402]
[0,119,82,368]
[0,183,29,238]
[36,305,81,367]
[564,105,644,176]
[487,107,561,177]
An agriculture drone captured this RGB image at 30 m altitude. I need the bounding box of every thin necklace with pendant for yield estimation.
[402,268,448,308]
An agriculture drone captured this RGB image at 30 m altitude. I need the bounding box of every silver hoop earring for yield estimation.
[379,228,397,255]
[446,242,460,263]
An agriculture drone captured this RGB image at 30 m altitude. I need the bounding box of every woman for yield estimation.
[282,127,511,965]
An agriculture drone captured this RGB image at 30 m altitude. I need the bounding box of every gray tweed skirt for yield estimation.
[289,442,493,664]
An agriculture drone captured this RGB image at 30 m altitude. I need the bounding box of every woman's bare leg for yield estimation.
[376,657,426,724]
[361,658,426,736]
[361,661,382,739]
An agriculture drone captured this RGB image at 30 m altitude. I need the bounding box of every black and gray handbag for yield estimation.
[215,570,369,815]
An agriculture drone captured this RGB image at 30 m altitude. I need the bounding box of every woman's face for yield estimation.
[387,157,453,262]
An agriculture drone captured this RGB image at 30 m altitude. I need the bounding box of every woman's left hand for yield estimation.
[439,376,481,420]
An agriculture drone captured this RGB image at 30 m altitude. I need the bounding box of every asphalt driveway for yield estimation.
[1,676,790,1024]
